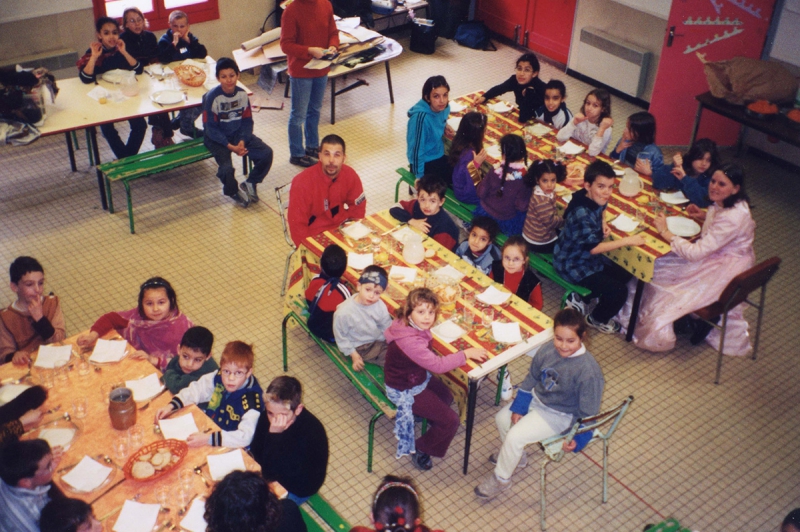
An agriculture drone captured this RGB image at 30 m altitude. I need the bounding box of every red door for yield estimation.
[649,0,777,145]
[476,0,530,42]
[525,0,577,65]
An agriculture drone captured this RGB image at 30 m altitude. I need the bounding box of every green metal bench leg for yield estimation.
[85,130,94,166]
[495,365,507,406]
[105,176,114,214]
[282,313,294,372]
[394,177,403,202]
[124,181,135,234]
[367,411,383,473]
[71,131,80,150]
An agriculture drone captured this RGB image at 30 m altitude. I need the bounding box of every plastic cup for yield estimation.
[40,369,55,389]
[482,309,494,329]
[112,436,128,461]
[55,363,70,387]
[156,485,170,508]
[128,425,144,449]
[72,396,88,419]
[77,359,91,377]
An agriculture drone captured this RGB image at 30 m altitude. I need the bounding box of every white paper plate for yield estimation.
[660,191,690,204]
[150,90,184,105]
[0,384,30,406]
[488,101,513,113]
[101,69,129,84]
[666,216,701,237]
[29,418,82,451]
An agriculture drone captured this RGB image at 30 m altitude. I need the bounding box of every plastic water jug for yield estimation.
[619,168,643,197]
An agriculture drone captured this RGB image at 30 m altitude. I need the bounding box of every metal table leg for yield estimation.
[88,126,108,210]
[625,279,645,342]
[689,101,704,146]
[331,77,336,125]
[385,61,394,104]
[64,132,77,172]
[463,379,479,475]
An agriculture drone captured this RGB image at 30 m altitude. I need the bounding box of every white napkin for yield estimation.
[0,384,29,406]
[207,450,247,481]
[38,427,76,449]
[347,252,373,270]
[87,86,110,102]
[158,413,199,441]
[113,500,160,532]
[477,285,512,306]
[446,116,462,132]
[558,141,585,155]
[563,193,573,204]
[89,339,128,363]
[485,144,502,159]
[431,320,467,344]
[488,101,513,113]
[34,345,72,368]
[613,167,625,176]
[660,190,690,204]
[525,123,552,137]
[389,266,417,283]
[449,100,466,113]
[125,373,163,402]
[434,265,464,282]
[609,214,640,233]
[492,321,523,343]
[390,226,417,243]
[341,221,372,240]
[61,456,112,492]
[180,499,208,532]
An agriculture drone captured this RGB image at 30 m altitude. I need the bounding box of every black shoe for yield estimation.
[228,190,250,208]
[305,146,319,158]
[170,116,181,131]
[673,315,694,336]
[411,452,432,471]
[690,317,718,345]
[241,181,259,203]
[289,155,318,168]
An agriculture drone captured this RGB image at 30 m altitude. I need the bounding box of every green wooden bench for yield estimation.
[299,493,351,532]
[97,138,250,234]
[282,309,397,473]
[394,168,590,307]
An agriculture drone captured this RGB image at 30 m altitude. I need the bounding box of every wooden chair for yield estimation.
[537,396,634,531]
[275,182,296,296]
[694,256,781,384]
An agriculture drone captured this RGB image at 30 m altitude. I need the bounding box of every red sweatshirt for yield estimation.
[280,0,340,78]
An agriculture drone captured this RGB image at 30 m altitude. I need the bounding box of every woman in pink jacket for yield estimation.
[383,288,487,471]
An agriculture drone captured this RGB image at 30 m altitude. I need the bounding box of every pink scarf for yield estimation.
[117,308,193,371]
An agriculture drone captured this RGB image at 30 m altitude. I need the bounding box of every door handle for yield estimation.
[666,26,684,47]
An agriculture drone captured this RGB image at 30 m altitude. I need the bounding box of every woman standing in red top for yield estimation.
[280,0,339,168]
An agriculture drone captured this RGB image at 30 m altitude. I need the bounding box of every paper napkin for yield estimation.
[477,285,512,306]
[180,499,208,532]
[125,373,163,402]
[448,100,466,113]
[158,413,199,441]
[341,221,372,240]
[609,214,640,233]
[488,101,513,113]
[347,252,373,270]
[38,427,76,449]
[485,144,502,159]
[34,345,72,368]
[389,266,417,283]
[113,500,160,532]
[492,321,522,344]
[434,265,464,282]
[61,456,112,492]
[558,141,585,155]
[447,116,462,132]
[89,339,128,363]
[207,450,247,481]
[525,123,552,137]
[390,226,416,243]
[431,320,467,344]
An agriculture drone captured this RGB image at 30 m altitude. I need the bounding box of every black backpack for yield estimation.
[454,21,496,51]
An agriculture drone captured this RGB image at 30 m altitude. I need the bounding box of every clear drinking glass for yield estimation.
[72,396,88,419]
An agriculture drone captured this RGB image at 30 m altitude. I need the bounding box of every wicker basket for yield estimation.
[173,64,207,87]
[123,439,188,481]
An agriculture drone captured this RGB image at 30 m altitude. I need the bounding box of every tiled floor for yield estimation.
[2,34,799,531]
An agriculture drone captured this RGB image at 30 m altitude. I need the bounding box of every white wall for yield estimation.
[0,0,92,24]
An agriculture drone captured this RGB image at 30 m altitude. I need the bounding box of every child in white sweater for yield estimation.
[556,88,613,157]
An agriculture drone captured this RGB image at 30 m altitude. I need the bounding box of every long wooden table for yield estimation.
[283,210,554,474]
[447,91,703,340]
[0,336,276,529]
[40,64,248,209]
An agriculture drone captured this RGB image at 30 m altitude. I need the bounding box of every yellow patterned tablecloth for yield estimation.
[283,210,554,422]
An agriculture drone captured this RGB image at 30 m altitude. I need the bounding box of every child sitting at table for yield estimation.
[523,159,566,254]
[556,88,613,157]
[162,326,219,394]
[390,175,460,251]
[407,75,453,182]
[333,266,392,371]
[454,216,501,275]
[476,53,546,123]
[1,256,66,366]
[475,134,533,236]
[77,277,193,371]
[657,138,720,208]
[251,376,329,504]
[306,244,351,343]
[156,340,263,448]
[384,288,488,471]
[0,385,47,446]
[203,57,274,208]
[157,10,208,138]
[40,497,102,532]
[534,79,573,129]
[490,236,543,311]
[554,161,645,334]
[474,308,604,500]
[77,16,146,160]
[119,7,174,149]
[449,111,488,205]
[610,111,671,184]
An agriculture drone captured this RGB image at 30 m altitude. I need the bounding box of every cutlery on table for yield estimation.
[155,520,173,532]
[139,388,169,411]
[98,454,124,471]
[193,463,211,487]
[90,477,127,505]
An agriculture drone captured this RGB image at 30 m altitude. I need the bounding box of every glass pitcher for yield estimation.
[402,233,425,265]
[619,168,643,197]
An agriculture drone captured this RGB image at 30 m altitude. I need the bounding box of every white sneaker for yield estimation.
[564,292,586,315]
[475,474,512,500]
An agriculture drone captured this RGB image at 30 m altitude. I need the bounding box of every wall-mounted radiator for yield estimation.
[573,27,652,99]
